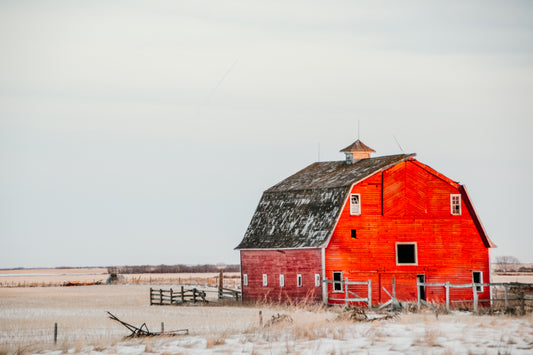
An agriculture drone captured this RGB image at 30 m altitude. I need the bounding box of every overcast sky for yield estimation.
[1,1,532,268]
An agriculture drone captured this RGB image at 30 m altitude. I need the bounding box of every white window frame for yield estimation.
[314,274,321,287]
[262,274,268,287]
[451,194,461,215]
[279,274,284,287]
[395,242,418,265]
[243,274,248,286]
[472,271,483,292]
[350,193,361,215]
[333,271,343,293]
[297,274,302,287]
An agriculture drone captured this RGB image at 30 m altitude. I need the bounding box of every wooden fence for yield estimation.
[323,278,372,308]
[217,269,242,301]
[150,287,207,305]
[218,287,241,301]
[418,281,533,314]
[322,278,533,314]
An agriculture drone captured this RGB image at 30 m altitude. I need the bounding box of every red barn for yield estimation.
[235,140,495,305]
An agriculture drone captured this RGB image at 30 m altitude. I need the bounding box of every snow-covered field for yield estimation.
[1,284,532,354]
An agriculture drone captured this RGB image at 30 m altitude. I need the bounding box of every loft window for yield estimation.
[451,194,461,215]
[279,274,284,287]
[297,274,302,287]
[351,229,357,239]
[333,271,343,292]
[396,242,418,265]
[262,274,268,287]
[350,194,361,215]
[315,274,321,287]
[243,274,248,286]
[472,271,483,292]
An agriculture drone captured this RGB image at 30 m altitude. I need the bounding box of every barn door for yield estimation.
[417,275,426,301]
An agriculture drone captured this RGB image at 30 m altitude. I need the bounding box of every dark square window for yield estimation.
[472,271,483,292]
[351,229,357,239]
[333,271,343,292]
[396,243,417,264]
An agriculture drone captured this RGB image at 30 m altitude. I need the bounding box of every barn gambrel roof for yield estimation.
[235,154,415,249]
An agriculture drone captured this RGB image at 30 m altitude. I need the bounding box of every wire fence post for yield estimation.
[54,322,57,345]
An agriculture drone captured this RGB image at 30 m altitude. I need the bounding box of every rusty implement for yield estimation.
[107,312,189,338]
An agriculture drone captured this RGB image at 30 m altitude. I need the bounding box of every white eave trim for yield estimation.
[460,185,496,248]
[236,246,323,251]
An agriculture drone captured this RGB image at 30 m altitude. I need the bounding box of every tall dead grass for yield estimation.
[1,284,532,354]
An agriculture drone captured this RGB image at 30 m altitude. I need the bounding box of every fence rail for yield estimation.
[418,281,533,314]
[218,287,241,301]
[150,287,207,305]
[323,278,371,308]
[322,278,533,314]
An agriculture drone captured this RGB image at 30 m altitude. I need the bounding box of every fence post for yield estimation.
[219,269,223,299]
[504,286,508,309]
[150,288,153,306]
[368,279,372,309]
[181,286,185,303]
[54,323,57,345]
[520,290,525,315]
[161,322,164,333]
[322,278,328,306]
[445,282,450,312]
[160,289,163,305]
[170,288,173,305]
[417,280,421,311]
[473,284,478,313]
[344,277,348,306]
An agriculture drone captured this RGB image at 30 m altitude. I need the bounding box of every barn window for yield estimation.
[279,274,284,287]
[333,271,343,292]
[262,274,268,287]
[451,194,461,215]
[350,194,361,215]
[351,229,357,239]
[396,242,418,265]
[315,274,321,287]
[243,274,248,286]
[297,274,302,287]
[472,271,483,292]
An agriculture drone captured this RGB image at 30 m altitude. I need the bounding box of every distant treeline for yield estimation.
[107,264,240,274]
[494,266,533,273]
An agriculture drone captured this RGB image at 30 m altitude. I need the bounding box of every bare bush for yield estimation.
[494,256,520,272]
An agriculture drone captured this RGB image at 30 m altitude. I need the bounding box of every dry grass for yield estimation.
[1,284,532,354]
[0,268,241,288]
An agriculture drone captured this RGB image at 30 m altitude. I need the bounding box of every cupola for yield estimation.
[340,139,376,164]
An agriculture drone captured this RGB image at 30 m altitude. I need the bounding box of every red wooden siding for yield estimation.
[240,249,322,303]
[325,159,490,305]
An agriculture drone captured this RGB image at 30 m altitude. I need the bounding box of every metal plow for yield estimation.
[107,311,189,338]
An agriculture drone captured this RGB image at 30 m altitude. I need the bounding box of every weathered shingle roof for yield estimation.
[235,154,414,249]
